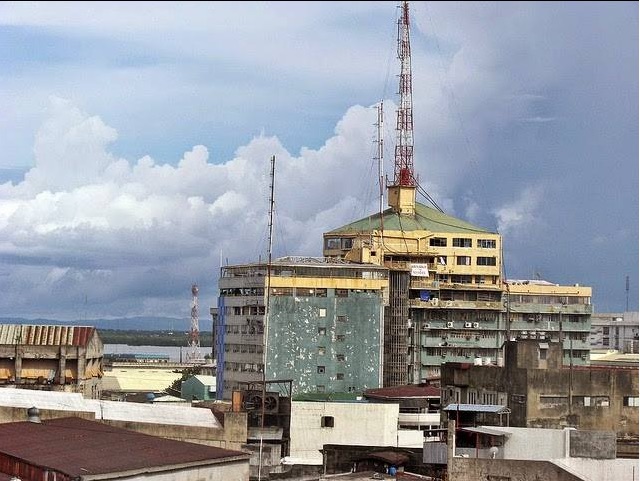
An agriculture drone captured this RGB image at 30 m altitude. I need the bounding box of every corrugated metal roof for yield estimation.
[0,325,96,347]
[193,374,216,386]
[0,388,221,428]
[102,368,182,392]
[364,384,440,399]
[326,202,494,235]
[462,426,512,437]
[443,403,510,414]
[0,417,248,477]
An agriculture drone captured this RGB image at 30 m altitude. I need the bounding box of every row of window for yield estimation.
[454,256,497,266]
[509,295,591,305]
[224,344,264,354]
[224,325,264,335]
[430,237,497,249]
[224,362,263,373]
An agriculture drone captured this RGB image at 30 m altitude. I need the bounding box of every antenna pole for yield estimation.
[626,275,629,312]
[259,154,276,481]
[376,101,385,232]
[394,0,416,187]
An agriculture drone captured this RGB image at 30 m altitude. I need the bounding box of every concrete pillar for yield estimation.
[447,419,456,479]
[14,349,22,384]
[58,347,66,385]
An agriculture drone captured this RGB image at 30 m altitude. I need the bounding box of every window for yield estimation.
[318,327,326,336]
[336,334,345,342]
[624,396,639,407]
[341,238,353,249]
[337,373,344,380]
[453,238,472,248]
[336,354,345,362]
[319,308,327,318]
[317,385,325,393]
[318,347,326,356]
[477,256,497,266]
[337,315,347,322]
[540,395,568,406]
[335,289,349,298]
[321,416,334,427]
[325,238,340,249]
[317,366,325,374]
[477,239,496,249]
[430,237,447,247]
[456,256,471,266]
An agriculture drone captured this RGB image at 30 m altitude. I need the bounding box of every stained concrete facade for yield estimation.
[590,311,639,353]
[216,257,388,399]
[440,338,639,445]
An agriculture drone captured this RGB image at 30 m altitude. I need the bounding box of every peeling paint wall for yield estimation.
[266,289,383,395]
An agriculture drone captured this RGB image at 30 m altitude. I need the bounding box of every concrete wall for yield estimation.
[569,430,616,459]
[501,427,568,460]
[449,458,583,481]
[553,457,639,481]
[289,401,399,464]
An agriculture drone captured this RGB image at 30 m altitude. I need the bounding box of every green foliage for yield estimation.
[97,329,212,347]
[166,365,203,397]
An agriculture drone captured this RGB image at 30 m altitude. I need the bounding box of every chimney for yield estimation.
[27,406,41,423]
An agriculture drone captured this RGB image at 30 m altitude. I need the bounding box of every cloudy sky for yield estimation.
[0,1,637,321]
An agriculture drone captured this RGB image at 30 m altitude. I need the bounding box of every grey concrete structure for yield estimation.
[589,311,639,353]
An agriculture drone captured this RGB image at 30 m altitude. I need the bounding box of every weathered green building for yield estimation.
[216,257,388,400]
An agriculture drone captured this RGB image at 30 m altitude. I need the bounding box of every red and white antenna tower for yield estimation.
[187,283,202,363]
[394,0,415,187]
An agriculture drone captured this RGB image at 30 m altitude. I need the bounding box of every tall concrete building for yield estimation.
[323,204,592,385]
[216,257,388,399]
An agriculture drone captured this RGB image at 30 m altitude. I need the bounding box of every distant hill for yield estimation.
[0,316,193,331]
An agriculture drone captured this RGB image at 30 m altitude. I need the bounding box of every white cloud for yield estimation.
[492,185,545,236]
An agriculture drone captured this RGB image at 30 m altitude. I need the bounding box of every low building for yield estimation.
[289,399,400,465]
[363,384,441,446]
[0,388,247,450]
[0,324,103,398]
[589,311,638,353]
[442,423,638,481]
[440,337,639,456]
[0,413,249,481]
[182,374,216,401]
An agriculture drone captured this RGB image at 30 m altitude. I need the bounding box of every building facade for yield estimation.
[440,338,638,450]
[589,311,639,353]
[216,257,388,399]
[322,200,593,384]
[0,325,103,398]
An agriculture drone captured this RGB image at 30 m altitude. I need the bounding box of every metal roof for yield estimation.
[0,325,97,347]
[0,417,248,477]
[462,426,512,437]
[326,202,494,235]
[443,403,510,414]
[0,388,221,428]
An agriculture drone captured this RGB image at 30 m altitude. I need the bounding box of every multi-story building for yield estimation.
[323,196,592,384]
[216,257,388,399]
[0,324,103,398]
[589,311,639,353]
[440,337,638,455]
[323,201,504,384]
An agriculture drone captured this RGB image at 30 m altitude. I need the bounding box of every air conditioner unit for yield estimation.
[446,322,454,328]
[431,298,440,306]
[464,322,473,328]
[473,322,480,328]
[423,323,431,329]
[528,316,535,322]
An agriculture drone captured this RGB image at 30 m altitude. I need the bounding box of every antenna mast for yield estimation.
[394,1,415,188]
[376,101,385,231]
[388,1,417,215]
[187,283,202,363]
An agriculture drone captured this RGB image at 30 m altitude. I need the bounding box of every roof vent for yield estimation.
[27,406,41,423]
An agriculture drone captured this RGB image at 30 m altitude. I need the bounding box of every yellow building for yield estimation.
[323,188,592,384]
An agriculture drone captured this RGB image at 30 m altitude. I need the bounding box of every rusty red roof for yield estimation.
[0,417,248,477]
[0,325,97,347]
[364,384,440,400]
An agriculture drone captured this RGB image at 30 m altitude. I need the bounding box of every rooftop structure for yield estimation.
[0,416,249,481]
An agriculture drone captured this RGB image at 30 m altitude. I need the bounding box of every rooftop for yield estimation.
[0,325,97,347]
[364,384,440,400]
[326,202,494,235]
[0,417,247,478]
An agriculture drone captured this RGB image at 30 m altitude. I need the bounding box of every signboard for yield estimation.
[411,263,430,277]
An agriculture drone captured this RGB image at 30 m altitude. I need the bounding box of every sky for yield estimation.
[0,1,637,321]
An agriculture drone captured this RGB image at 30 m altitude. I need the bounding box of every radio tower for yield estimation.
[187,283,202,363]
[388,0,417,216]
